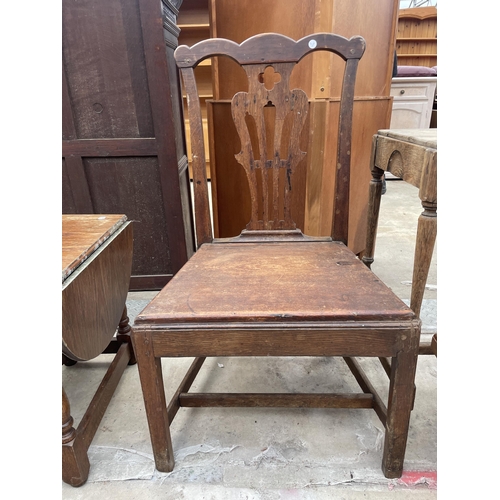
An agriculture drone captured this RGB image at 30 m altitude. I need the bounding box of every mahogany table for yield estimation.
[62,214,134,486]
[362,129,437,355]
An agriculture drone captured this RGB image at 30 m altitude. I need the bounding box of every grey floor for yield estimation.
[62,179,437,499]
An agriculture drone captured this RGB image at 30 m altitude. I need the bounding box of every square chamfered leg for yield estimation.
[132,328,174,472]
[382,327,420,478]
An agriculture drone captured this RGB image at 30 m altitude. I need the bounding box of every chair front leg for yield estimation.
[132,329,174,472]
[382,330,419,478]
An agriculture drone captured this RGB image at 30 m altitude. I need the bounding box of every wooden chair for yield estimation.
[131,33,421,479]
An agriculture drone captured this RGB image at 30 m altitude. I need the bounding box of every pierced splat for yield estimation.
[258,65,282,90]
[232,63,308,230]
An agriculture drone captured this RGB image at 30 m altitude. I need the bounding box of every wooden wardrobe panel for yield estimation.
[83,157,172,277]
[304,98,393,253]
[62,0,154,139]
[330,0,399,97]
[206,0,398,254]
[62,0,194,290]
[210,0,315,100]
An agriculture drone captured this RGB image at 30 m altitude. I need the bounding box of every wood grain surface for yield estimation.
[136,241,413,325]
[62,215,133,361]
[62,214,127,281]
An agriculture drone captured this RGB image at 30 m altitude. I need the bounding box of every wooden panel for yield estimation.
[210,0,398,98]
[330,0,399,97]
[62,0,194,290]
[83,157,172,277]
[62,159,77,213]
[207,0,398,253]
[305,97,393,253]
[177,0,208,26]
[210,0,315,100]
[150,326,408,358]
[62,0,154,139]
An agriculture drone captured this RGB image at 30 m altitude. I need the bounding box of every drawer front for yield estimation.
[390,81,436,99]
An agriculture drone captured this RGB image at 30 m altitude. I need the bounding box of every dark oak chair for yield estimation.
[132,33,421,479]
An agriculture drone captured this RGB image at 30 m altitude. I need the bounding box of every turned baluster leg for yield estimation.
[363,135,384,269]
[132,329,174,472]
[410,150,437,318]
[62,387,89,486]
[410,201,437,318]
[62,387,76,445]
[62,353,77,366]
[382,325,420,478]
[116,305,136,365]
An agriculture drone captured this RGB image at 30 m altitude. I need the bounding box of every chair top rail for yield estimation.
[174,32,365,68]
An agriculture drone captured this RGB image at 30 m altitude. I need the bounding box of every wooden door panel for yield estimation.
[62,159,77,213]
[62,0,194,290]
[83,157,172,277]
[62,0,154,140]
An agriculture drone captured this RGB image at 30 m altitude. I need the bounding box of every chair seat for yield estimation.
[136,240,414,326]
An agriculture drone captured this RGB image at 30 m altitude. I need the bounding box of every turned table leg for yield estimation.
[116,305,136,365]
[410,149,437,318]
[362,136,384,269]
[62,387,89,487]
[410,200,437,317]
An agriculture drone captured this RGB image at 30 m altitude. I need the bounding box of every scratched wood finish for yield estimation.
[132,33,421,480]
[179,393,374,408]
[62,215,133,361]
[62,0,194,290]
[62,214,127,280]
[136,242,413,325]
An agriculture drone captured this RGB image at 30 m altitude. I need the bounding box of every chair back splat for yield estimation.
[175,33,365,246]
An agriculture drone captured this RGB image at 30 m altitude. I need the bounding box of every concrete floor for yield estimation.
[62,178,437,499]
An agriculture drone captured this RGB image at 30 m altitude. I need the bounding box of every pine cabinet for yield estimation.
[390,77,437,129]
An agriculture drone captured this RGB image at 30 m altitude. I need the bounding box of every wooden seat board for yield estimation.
[136,241,414,325]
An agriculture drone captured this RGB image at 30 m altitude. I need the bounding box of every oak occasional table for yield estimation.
[62,214,134,486]
[362,129,437,355]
